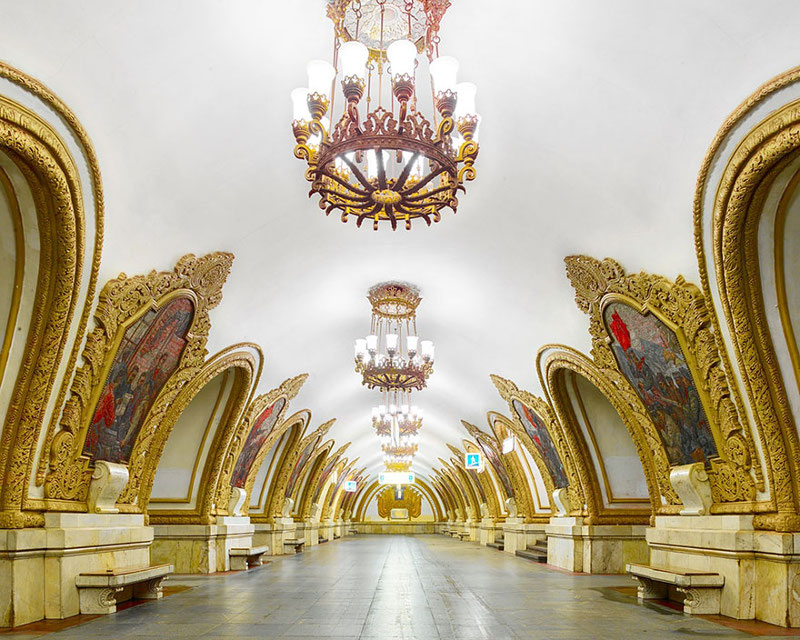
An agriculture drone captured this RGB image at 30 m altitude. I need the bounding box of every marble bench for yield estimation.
[76,563,173,614]
[229,545,269,570]
[348,528,358,535]
[456,532,470,540]
[626,563,724,614]
[283,538,305,554]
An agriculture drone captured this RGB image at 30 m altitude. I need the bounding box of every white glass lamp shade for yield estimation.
[291,87,311,121]
[386,333,399,354]
[339,41,369,78]
[389,404,398,416]
[366,334,378,352]
[306,60,336,97]
[371,407,380,420]
[400,404,410,415]
[420,340,434,361]
[429,55,459,93]
[378,404,387,418]
[386,39,417,77]
[354,338,367,358]
[454,82,477,118]
[406,335,419,355]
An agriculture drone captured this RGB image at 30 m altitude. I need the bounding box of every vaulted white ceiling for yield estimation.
[2,0,799,482]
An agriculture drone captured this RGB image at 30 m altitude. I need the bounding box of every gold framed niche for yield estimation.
[297,441,350,520]
[491,375,587,519]
[564,255,760,510]
[0,72,104,528]
[291,438,334,519]
[44,252,234,506]
[141,343,265,523]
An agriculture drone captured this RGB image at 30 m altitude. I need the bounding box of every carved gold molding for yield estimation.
[694,77,800,529]
[252,410,309,521]
[43,253,234,506]
[265,419,334,520]
[0,61,104,528]
[291,438,334,517]
[377,485,422,519]
[490,375,586,518]
[564,255,760,510]
[462,438,502,518]
[299,441,349,520]
[538,346,658,524]
[141,344,264,523]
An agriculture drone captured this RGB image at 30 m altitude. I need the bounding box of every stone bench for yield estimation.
[626,563,724,614]
[283,538,305,554]
[76,564,173,615]
[229,545,269,571]
[348,528,358,535]
[456,532,470,540]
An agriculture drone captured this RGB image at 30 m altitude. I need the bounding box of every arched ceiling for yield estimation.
[2,0,798,484]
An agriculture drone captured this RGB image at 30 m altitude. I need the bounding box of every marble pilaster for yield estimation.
[545,517,648,573]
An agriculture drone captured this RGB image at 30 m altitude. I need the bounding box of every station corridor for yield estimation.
[4,535,791,640]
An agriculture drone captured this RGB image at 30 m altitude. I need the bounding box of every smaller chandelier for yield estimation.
[384,457,414,473]
[354,281,434,392]
[373,403,422,443]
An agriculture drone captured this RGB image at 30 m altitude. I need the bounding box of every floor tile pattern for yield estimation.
[12,535,798,639]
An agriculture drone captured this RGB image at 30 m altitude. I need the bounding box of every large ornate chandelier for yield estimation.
[354,281,434,391]
[291,0,480,230]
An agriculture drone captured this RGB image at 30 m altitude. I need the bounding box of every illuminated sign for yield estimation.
[344,480,357,492]
[502,436,516,454]
[465,453,482,470]
[378,472,415,485]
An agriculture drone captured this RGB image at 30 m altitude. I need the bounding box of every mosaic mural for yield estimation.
[83,297,194,463]
[604,301,718,466]
[512,399,569,488]
[312,456,339,502]
[231,397,287,488]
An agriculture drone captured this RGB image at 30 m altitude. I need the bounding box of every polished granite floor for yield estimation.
[9,534,799,639]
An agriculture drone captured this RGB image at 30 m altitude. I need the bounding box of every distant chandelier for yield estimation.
[372,394,422,443]
[291,0,480,230]
[354,281,434,391]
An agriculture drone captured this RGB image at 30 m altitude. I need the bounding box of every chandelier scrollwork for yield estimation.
[291,0,480,230]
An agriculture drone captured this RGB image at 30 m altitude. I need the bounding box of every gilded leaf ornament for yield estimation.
[564,254,759,508]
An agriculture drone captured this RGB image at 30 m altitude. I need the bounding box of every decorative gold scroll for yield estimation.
[44,252,234,505]
[694,73,800,530]
[564,255,758,508]
[376,485,422,519]
[0,62,104,529]
[299,441,350,519]
[141,344,262,523]
[265,419,334,519]
[490,376,586,518]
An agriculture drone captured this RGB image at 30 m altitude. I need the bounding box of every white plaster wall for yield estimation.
[568,372,649,505]
[150,371,232,508]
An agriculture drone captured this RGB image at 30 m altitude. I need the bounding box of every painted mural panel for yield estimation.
[604,301,718,466]
[285,437,320,498]
[312,456,338,502]
[231,397,287,488]
[83,297,194,463]
[476,436,514,498]
[512,399,569,488]
[328,469,350,507]
[465,467,487,502]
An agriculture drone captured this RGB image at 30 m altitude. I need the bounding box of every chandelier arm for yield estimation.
[394,203,432,226]
[403,183,455,203]
[316,187,372,205]
[340,154,375,191]
[319,168,370,197]
[393,150,421,192]
[398,164,447,196]
[376,147,388,189]
[384,204,399,231]
[355,202,383,228]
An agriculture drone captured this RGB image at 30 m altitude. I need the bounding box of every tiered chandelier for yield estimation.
[355,282,433,472]
[291,0,480,230]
